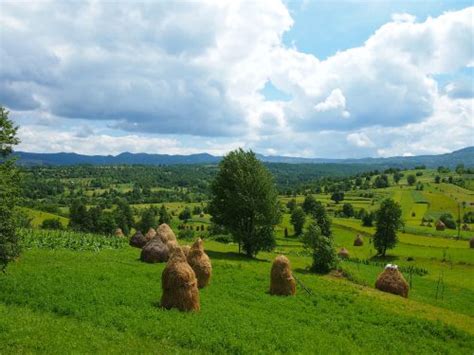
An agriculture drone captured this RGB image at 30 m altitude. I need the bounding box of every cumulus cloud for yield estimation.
[1,2,473,157]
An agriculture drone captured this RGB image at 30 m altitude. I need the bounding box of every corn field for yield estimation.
[18,228,128,251]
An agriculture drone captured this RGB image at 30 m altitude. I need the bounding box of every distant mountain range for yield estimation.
[13,146,474,168]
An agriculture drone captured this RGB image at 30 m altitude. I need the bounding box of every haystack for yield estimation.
[435,220,446,231]
[115,228,125,237]
[145,228,157,241]
[470,237,474,249]
[156,223,177,243]
[187,238,212,288]
[182,245,191,257]
[353,234,364,246]
[269,255,296,296]
[375,264,409,298]
[161,248,200,312]
[338,247,350,259]
[140,238,170,263]
[129,231,147,248]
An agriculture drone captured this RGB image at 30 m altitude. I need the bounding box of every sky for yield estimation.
[0,0,473,158]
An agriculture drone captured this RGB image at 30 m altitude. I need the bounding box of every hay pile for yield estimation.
[435,220,446,231]
[375,264,409,298]
[269,255,296,296]
[140,238,171,263]
[338,247,349,259]
[161,248,200,312]
[129,231,147,248]
[115,228,124,237]
[182,245,191,257]
[353,234,364,246]
[145,228,157,241]
[470,237,474,249]
[156,223,177,243]
[187,238,212,288]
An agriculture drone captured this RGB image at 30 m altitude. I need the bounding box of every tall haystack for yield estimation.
[115,228,125,237]
[140,238,171,263]
[338,247,350,259]
[161,248,200,312]
[182,245,191,258]
[435,220,446,231]
[269,255,296,296]
[129,231,147,248]
[470,237,474,249]
[187,238,212,288]
[375,264,409,298]
[145,228,157,241]
[156,223,177,243]
[353,234,364,246]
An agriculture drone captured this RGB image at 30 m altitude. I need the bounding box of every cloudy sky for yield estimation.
[1,0,473,158]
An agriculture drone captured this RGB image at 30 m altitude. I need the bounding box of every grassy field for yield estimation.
[1,233,473,353]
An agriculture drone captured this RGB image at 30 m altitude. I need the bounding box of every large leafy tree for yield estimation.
[302,221,336,274]
[0,106,21,271]
[290,206,305,236]
[312,202,332,237]
[373,199,403,256]
[209,149,281,257]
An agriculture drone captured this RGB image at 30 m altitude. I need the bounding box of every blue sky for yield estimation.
[1,0,472,158]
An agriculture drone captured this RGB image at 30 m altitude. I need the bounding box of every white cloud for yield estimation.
[1,2,473,158]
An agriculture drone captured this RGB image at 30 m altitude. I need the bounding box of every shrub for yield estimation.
[302,221,336,274]
[41,218,64,230]
[178,229,195,240]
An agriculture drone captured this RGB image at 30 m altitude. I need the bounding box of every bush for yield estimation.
[439,213,456,229]
[211,234,233,244]
[178,229,195,240]
[41,218,64,230]
[302,221,336,274]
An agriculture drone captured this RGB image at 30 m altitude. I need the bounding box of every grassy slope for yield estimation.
[21,207,69,228]
[1,244,473,354]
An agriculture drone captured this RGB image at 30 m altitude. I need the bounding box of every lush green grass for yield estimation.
[1,243,473,354]
[21,207,69,228]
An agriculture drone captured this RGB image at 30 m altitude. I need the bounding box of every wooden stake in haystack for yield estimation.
[187,238,212,288]
[161,248,200,312]
[269,255,296,296]
[375,264,409,298]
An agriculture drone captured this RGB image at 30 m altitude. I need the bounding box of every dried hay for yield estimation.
[353,234,364,246]
[161,248,200,312]
[114,228,125,237]
[338,247,350,259]
[435,220,446,231]
[269,255,296,296]
[187,238,212,288]
[140,238,170,263]
[375,264,409,298]
[156,223,177,243]
[129,231,147,248]
[145,228,157,241]
[182,245,191,257]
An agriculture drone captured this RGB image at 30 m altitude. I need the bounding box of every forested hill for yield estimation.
[13,146,473,168]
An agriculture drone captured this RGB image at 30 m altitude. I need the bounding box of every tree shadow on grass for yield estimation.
[206,250,269,263]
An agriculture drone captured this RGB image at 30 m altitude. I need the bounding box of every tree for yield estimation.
[290,207,305,236]
[192,205,202,215]
[114,199,133,235]
[0,106,21,271]
[41,218,63,230]
[393,172,403,184]
[362,212,374,227]
[330,191,344,204]
[302,221,336,274]
[342,203,354,218]
[407,175,416,186]
[69,200,90,232]
[179,207,192,222]
[286,198,297,213]
[138,207,156,232]
[209,149,281,257]
[302,194,318,214]
[434,175,441,184]
[312,202,331,237]
[158,204,171,225]
[373,199,403,256]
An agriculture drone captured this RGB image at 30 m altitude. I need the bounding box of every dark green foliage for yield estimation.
[178,229,194,240]
[434,175,441,184]
[362,212,374,227]
[192,205,202,215]
[114,199,133,235]
[41,218,63,230]
[158,204,171,225]
[311,202,331,237]
[290,207,305,236]
[209,149,281,257]
[373,174,389,188]
[407,174,417,186]
[286,198,297,212]
[178,207,192,222]
[137,207,157,232]
[439,213,456,230]
[302,194,318,214]
[302,221,336,274]
[373,199,403,256]
[330,191,344,204]
[342,203,354,218]
[393,172,403,184]
[463,211,474,223]
[0,107,21,271]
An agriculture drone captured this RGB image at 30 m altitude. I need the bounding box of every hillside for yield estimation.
[13,146,474,168]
